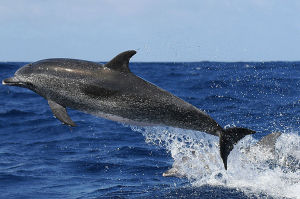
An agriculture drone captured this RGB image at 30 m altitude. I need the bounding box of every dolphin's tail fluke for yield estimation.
[220,127,256,170]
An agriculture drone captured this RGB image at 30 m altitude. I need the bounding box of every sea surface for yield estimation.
[0,61,299,199]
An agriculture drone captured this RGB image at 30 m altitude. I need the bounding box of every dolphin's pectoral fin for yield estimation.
[220,127,256,170]
[105,50,136,73]
[48,100,76,127]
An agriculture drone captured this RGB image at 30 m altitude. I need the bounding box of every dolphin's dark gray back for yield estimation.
[27,52,223,135]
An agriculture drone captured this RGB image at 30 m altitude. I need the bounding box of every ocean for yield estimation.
[0,61,299,199]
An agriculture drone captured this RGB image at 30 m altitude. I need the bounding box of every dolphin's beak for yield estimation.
[2,77,22,86]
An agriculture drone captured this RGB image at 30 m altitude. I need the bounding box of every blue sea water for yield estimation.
[0,61,299,199]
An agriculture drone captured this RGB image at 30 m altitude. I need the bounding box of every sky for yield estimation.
[0,0,300,62]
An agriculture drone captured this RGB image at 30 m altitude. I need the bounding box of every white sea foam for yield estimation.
[131,126,300,199]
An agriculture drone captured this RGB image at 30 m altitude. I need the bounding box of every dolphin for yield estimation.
[2,50,256,170]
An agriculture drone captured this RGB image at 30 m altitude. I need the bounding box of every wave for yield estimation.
[131,126,300,199]
[203,95,244,103]
[0,109,34,117]
[0,173,42,183]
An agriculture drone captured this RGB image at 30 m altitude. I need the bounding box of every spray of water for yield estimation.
[131,126,300,199]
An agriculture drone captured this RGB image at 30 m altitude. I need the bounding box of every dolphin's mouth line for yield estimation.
[2,77,25,86]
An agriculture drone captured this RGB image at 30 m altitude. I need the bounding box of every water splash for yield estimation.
[131,126,300,199]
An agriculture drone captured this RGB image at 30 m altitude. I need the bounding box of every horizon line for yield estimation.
[1,60,299,63]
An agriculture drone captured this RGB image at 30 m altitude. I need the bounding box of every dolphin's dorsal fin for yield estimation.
[105,50,136,73]
[48,100,76,127]
[255,132,282,153]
